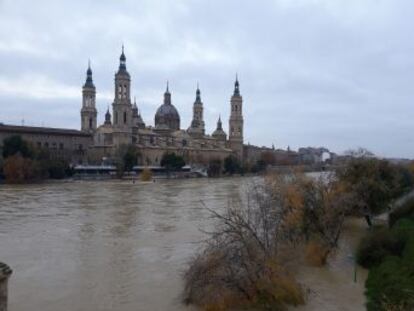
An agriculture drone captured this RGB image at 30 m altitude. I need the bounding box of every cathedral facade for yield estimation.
[83,47,244,167]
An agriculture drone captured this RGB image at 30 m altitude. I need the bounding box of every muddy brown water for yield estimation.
[0,177,367,311]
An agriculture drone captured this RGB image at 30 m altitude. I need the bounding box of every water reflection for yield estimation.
[0,178,243,311]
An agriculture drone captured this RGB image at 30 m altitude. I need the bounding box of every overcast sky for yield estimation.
[0,0,413,158]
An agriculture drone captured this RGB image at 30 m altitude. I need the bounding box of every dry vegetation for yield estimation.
[140,167,153,181]
[183,171,350,311]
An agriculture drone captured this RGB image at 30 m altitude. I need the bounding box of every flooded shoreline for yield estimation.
[293,217,368,311]
[0,178,367,311]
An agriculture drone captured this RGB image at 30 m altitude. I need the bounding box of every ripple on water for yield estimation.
[0,177,367,311]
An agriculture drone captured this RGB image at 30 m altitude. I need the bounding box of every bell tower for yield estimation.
[112,46,133,146]
[81,60,97,133]
[228,75,244,161]
[188,84,205,137]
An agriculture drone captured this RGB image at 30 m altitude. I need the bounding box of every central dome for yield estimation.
[155,86,180,131]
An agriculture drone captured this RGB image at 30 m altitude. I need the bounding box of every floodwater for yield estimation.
[0,177,367,311]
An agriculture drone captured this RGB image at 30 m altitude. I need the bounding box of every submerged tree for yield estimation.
[140,167,153,181]
[183,171,349,311]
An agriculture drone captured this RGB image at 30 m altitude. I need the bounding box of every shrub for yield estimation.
[183,178,307,311]
[183,172,349,310]
[2,135,34,159]
[184,249,304,311]
[3,154,40,183]
[140,168,152,181]
[305,241,330,267]
[363,219,414,310]
[356,227,405,269]
[365,256,414,311]
[47,160,68,179]
[392,219,414,239]
[402,237,414,265]
[389,197,414,227]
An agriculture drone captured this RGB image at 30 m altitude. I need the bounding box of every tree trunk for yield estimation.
[364,214,372,227]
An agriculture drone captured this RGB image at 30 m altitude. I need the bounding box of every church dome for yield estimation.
[154,84,180,131]
[212,116,226,141]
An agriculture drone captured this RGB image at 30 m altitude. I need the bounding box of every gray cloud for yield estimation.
[0,0,413,158]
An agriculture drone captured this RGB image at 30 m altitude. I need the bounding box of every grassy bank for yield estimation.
[357,196,414,310]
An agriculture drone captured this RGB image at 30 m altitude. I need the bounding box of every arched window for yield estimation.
[118,85,122,98]
[123,112,127,124]
[115,112,118,125]
[89,118,93,129]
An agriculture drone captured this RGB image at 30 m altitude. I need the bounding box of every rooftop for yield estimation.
[0,124,91,137]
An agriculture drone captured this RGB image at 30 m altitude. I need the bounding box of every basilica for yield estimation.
[0,47,304,170]
[82,47,244,166]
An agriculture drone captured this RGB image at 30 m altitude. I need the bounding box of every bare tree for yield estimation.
[183,171,349,310]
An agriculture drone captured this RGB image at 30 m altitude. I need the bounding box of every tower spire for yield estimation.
[119,45,126,71]
[196,82,201,101]
[81,59,97,133]
[164,81,171,105]
[233,73,240,96]
[229,74,243,161]
[217,115,222,130]
[84,60,94,88]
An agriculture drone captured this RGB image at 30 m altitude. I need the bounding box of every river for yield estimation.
[0,177,367,311]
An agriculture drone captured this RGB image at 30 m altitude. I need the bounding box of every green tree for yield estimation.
[224,155,241,175]
[1,136,73,182]
[336,155,410,227]
[114,144,139,177]
[160,152,185,171]
[2,135,33,159]
[123,145,138,172]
